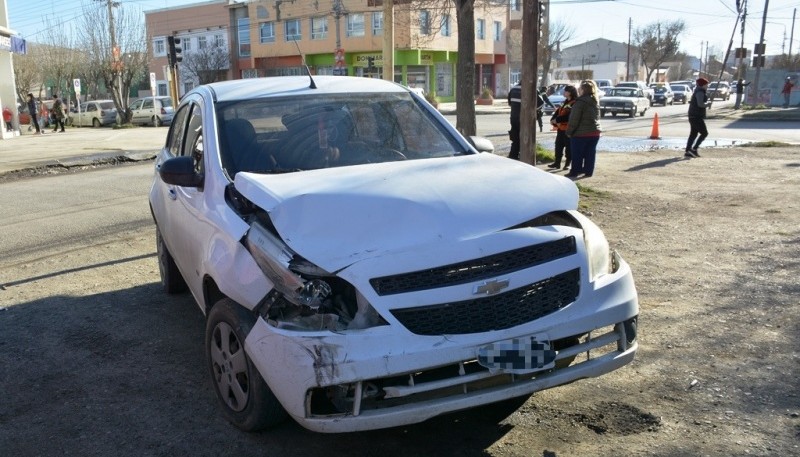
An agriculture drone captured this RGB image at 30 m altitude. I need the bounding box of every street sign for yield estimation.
[73,78,81,95]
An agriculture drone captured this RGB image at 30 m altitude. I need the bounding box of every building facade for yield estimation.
[146,0,510,102]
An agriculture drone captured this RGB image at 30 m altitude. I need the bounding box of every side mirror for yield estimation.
[158,156,203,188]
[467,136,495,153]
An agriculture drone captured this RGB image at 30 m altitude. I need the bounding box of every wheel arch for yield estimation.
[203,275,227,316]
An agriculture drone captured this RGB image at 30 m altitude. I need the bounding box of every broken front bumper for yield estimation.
[244,258,638,433]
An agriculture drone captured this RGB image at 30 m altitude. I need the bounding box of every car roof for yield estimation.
[204,76,408,102]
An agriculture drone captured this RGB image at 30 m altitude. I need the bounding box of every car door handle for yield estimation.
[168,187,177,200]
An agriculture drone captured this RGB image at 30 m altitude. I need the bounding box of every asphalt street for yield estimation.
[1,103,797,176]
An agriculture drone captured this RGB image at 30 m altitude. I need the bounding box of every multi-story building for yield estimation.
[146,0,510,102]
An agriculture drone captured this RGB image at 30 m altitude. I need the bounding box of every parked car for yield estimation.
[542,87,565,115]
[73,100,117,127]
[708,81,731,100]
[150,75,639,433]
[599,87,650,117]
[670,84,692,104]
[615,81,654,106]
[672,80,696,90]
[129,96,175,126]
[652,86,674,106]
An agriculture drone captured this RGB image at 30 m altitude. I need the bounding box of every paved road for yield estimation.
[1,104,798,176]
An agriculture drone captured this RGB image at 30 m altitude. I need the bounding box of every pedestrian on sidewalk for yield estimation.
[3,105,12,132]
[51,95,66,133]
[781,77,794,108]
[565,80,601,178]
[26,94,42,135]
[548,85,577,170]
[507,83,521,160]
[686,78,712,158]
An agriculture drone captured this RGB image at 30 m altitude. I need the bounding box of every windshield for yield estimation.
[216,93,465,176]
[654,87,669,93]
[670,85,685,92]
[607,89,635,97]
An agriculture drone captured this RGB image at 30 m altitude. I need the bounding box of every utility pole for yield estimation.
[382,0,394,82]
[790,8,796,64]
[751,0,770,102]
[98,0,120,105]
[735,1,747,109]
[626,18,632,81]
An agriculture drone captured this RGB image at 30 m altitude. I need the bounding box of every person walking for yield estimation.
[3,106,12,132]
[548,85,577,170]
[565,80,601,178]
[51,95,66,132]
[26,93,42,135]
[686,78,712,158]
[507,82,522,160]
[781,77,794,108]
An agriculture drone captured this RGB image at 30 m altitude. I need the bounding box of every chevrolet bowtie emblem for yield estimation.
[474,279,510,295]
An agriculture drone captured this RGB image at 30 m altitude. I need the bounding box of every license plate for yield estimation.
[477,336,556,374]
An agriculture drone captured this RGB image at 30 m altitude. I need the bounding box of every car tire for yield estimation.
[612,112,617,117]
[206,298,287,431]
[629,107,636,118]
[92,118,101,128]
[639,108,646,117]
[156,227,187,294]
[152,116,162,127]
[600,110,606,117]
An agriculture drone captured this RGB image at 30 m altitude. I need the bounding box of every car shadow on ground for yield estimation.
[0,282,519,457]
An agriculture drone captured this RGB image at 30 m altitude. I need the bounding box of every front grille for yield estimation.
[390,269,579,335]
[370,237,576,296]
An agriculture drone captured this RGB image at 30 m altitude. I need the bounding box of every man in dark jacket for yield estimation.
[26,93,41,135]
[507,83,521,160]
[685,78,712,158]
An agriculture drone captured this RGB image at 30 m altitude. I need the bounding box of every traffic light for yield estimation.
[538,1,546,40]
[168,36,182,65]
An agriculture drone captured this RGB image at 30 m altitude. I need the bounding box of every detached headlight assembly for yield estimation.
[570,211,611,281]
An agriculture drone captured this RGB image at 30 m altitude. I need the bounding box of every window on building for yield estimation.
[183,81,195,94]
[242,69,259,79]
[441,15,450,37]
[157,83,168,97]
[285,19,301,41]
[182,37,192,52]
[372,12,383,36]
[238,18,250,57]
[420,10,431,36]
[198,36,207,49]
[260,22,275,43]
[511,0,521,12]
[215,34,224,47]
[346,13,365,37]
[311,17,328,40]
[154,38,165,55]
[494,21,501,41]
[476,19,485,40]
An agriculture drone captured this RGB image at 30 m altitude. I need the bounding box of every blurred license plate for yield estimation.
[477,336,556,374]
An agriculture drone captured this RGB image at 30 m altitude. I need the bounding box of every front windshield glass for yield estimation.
[216,93,465,176]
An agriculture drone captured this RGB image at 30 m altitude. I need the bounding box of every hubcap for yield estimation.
[210,321,249,412]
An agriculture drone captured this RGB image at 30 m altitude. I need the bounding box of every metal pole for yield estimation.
[735,2,747,109]
[751,0,770,102]
[789,8,796,63]
[626,18,631,81]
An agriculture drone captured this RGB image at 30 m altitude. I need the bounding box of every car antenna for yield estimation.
[293,40,317,89]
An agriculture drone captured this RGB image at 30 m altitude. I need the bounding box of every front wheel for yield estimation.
[639,107,647,117]
[629,107,636,118]
[152,116,162,127]
[600,110,606,117]
[206,299,287,431]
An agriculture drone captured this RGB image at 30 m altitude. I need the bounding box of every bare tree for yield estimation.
[79,2,149,124]
[633,20,685,83]
[181,44,231,85]
[12,44,47,104]
[453,0,477,136]
[39,17,84,105]
[540,20,575,87]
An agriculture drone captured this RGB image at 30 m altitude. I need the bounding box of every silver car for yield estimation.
[73,100,117,127]
[129,96,174,127]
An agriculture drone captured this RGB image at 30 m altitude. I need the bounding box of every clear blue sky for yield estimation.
[7,0,799,58]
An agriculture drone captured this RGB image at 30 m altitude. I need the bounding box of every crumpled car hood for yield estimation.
[234,153,578,272]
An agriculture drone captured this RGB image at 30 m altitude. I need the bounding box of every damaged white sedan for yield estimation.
[150,75,639,433]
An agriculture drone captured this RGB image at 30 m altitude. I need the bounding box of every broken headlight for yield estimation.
[570,211,611,281]
[245,220,386,331]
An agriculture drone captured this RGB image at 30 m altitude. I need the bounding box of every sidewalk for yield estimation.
[0,126,166,176]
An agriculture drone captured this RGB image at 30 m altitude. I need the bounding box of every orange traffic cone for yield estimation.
[649,112,661,139]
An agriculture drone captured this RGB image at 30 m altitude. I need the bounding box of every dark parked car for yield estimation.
[652,86,674,106]
[670,84,691,104]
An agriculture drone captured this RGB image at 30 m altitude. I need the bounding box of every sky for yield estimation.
[6,0,799,59]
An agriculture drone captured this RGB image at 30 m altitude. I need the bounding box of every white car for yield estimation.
[600,88,650,118]
[72,100,117,127]
[150,75,639,433]
[128,96,175,127]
